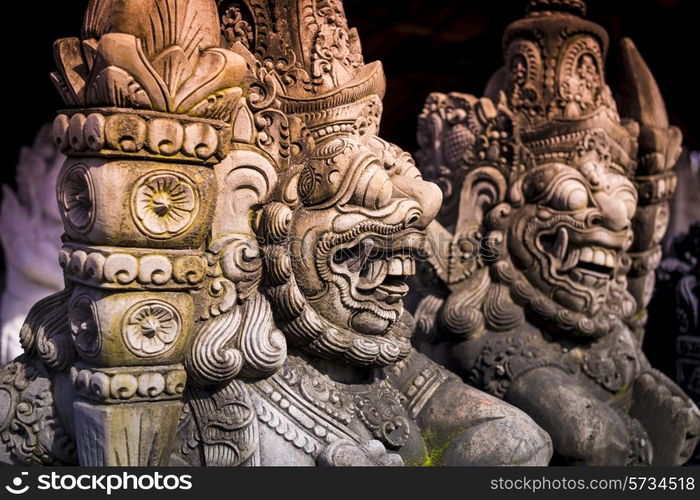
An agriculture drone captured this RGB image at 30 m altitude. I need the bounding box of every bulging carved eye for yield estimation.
[550,179,588,211]
[351,161,393,209]
[522,165,590,211]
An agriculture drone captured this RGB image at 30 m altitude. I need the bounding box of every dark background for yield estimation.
[2,0,699,182]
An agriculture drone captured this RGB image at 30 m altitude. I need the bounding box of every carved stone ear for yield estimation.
[204,148,278,311]
[418,165,512,340]
[444,166,508,290]
[211,149,278,241]
[454,167,508,239]
[415,92,450,202]
[416,92,513,230]
[186,148,286,387]
[414,93,514,341]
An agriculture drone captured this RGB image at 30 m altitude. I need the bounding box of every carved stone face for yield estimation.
[507,153,637,316]
[265,134,442,366]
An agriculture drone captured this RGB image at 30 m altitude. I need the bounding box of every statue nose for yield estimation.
[391,176,443,229]
[593,192,630,232]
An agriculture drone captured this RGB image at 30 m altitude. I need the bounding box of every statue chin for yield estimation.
[350,311,392,336]
[277,279,413,367]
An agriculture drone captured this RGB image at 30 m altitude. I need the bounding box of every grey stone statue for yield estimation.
[0,0,551,466]
[411,0,700,465]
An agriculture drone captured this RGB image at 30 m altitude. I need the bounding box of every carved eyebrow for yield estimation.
[607,163,629,177]
[528,166,590,202]
[609,179,638,200]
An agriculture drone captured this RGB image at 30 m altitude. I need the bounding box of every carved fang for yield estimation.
[553,226,569,261]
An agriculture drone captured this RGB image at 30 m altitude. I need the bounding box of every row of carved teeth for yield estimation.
[375,284,408,304]
[569,269,610,288]
[344,238,416,278]
[579,246,616,269]
[386,255,415,276]
[314,123,355,138]
[560,245,616,276]
[551,227,617,276]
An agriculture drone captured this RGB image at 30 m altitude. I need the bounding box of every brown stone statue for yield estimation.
[0,0,551,466]
[411,0,700,465]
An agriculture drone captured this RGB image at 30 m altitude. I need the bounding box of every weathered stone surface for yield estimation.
[0,0,551,467]
[412,0,700,465]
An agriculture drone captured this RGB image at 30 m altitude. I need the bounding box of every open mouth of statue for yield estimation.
[332,234,419,305]
[540,226,621,288]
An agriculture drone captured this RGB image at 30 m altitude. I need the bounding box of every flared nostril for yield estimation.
[588,213,603,226]
[406,211,421,228]
[390,175,443,229]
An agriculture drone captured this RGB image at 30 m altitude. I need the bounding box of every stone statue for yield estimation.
[412,0,700,465]
[650,223,700,463]
[0,0,551,466]
[0,126,65,366]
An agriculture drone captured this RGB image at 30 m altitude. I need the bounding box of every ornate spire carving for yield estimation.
[36,0,247,466]
[53,0,244,118]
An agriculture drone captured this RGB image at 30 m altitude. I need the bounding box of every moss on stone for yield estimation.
[417,428,460,466]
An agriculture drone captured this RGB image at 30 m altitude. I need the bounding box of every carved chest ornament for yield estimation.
[255,354,411,456]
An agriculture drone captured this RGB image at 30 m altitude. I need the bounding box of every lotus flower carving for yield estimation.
[51,0,246,120]
[132,172,198,238]
[124,301,181,357]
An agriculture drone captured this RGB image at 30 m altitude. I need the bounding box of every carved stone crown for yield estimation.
[498,0,638,176]
[219,0,386,139]
[51,0,247,164]
[525,0,587,17]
